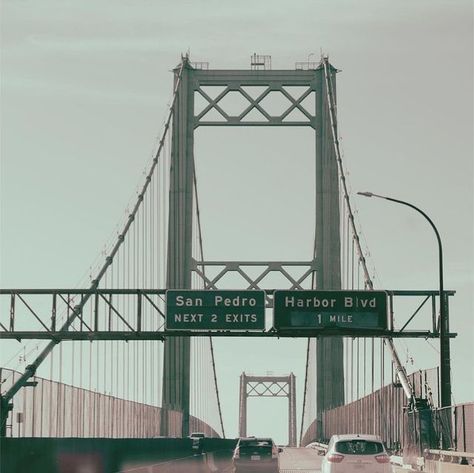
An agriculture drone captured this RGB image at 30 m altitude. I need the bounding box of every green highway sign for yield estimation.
[166,290,266,331]
[273,290,388,331]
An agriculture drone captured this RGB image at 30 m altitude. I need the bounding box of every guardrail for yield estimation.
[424,449,474,466]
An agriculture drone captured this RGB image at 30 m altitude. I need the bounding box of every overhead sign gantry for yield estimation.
[0,287,454,339]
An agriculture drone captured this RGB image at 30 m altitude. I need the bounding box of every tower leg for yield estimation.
[161,60,194,437]
[315,65,344,425]
[239,373,247,437]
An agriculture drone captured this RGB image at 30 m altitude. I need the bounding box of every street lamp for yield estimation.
[357,191,451,409]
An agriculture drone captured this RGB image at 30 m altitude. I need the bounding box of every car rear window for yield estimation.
[335,440,384,455]
[239,439,273,448]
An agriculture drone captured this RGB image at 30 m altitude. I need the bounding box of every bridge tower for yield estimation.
[161,56,344,436]
[239,373,297,447]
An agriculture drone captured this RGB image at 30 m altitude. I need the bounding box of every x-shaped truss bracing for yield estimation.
[247,380,290,397]
[191,259,318,307]
[194,84,316,128]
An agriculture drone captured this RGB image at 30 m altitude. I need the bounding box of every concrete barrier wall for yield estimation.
[0,437,236,473]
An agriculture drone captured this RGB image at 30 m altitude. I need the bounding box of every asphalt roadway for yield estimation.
[118,446,411,472]
[278,447,323,472]
[118,447,322,472]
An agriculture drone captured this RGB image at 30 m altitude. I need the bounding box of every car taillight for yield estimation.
[233,447,240,459]
[375,454,390,463]
[327,454,344,463]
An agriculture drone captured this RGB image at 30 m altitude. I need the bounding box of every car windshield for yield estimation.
[335,440,384,455]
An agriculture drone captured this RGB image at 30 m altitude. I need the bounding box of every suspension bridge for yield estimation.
[1,54,472,472]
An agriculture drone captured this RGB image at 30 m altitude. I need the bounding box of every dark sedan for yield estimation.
[232,437,281,472]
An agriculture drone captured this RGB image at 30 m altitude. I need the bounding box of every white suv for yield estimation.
[321,434,391,473]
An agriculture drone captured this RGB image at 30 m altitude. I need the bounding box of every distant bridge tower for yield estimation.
[239,373,297,447]
[161,56,344,436]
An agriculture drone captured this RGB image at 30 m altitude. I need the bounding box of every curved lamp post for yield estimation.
[357,191,451,409]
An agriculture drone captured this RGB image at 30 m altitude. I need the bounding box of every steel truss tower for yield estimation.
[161,56,343,437]
[239,373,297,447]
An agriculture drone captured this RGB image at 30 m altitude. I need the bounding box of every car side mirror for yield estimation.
[278,447,283,453]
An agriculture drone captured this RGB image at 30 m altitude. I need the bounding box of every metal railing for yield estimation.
[431,403,474,452]
[303,368,440,450]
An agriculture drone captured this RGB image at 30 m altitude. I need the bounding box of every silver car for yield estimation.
[189,432,205,452]
[321,434,391,473]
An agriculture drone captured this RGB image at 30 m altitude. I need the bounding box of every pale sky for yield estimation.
[1,0,473,444]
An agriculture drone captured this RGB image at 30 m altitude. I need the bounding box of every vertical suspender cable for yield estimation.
[363,338,367,396]
[356,339,360,399]
[351,339,354,401]
[371,339,375,393]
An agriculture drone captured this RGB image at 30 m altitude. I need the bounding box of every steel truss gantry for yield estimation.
[0,288,455,340]
[239,373,297,447]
